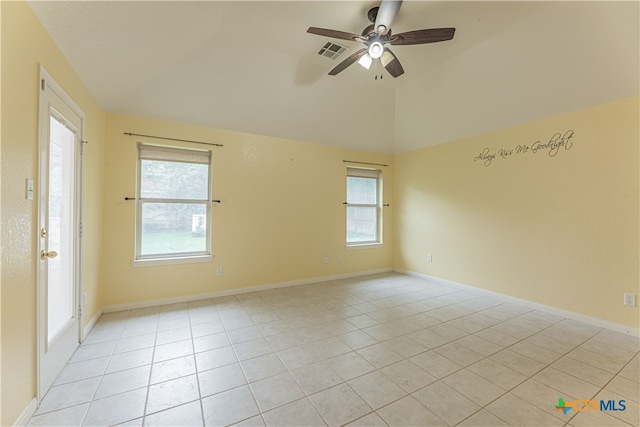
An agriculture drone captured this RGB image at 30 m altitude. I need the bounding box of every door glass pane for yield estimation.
[48,115,76,343]
[140,202,207,255]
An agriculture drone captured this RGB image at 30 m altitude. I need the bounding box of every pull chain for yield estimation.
[373,60,383,80]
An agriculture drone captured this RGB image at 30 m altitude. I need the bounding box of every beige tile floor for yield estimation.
[28,273,639,426]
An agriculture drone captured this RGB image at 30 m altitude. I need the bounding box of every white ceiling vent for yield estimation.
[317,42,347,60]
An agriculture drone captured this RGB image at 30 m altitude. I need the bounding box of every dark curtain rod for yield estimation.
[124,132,223,147]
[343,160,389,167]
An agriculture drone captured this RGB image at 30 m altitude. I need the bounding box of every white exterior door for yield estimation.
[37,68,84,399]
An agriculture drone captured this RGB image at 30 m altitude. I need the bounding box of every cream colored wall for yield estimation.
[1,2,105,425]
[102,113,393,307]
[0,1,4,423]
[394,97,639,329]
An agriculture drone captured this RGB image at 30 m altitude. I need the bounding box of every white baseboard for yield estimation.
[395,268,640,337]
[13,398,37,427]
[102,268,394,313]
[82,308,103,342]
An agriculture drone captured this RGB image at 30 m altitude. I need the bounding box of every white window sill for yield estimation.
[132,255,214,268]
[346,243,383,250]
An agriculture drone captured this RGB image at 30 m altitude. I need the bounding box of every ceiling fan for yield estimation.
[307,0,455,78]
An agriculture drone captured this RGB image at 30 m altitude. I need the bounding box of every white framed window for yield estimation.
[135,143,212,263]
[346,167,382,246]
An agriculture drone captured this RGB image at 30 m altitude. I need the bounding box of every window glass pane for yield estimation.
[140,202,207,255]
[346,177,377,204]
[347,206,377,242]
[140,160,208,200]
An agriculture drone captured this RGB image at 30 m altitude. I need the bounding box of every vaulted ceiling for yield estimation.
[29,1,639,153]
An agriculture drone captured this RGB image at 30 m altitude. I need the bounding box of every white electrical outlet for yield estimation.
[624,293,636,307]
[323,256,329,264]
[427,254,433,262]
[216,267,223,276]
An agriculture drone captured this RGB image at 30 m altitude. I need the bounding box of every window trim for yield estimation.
[346,242,383,250]
[132,254,213,268]
[134,142,212,263]
[346,167,382,247]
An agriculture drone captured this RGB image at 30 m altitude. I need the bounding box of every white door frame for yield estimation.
[36,66,85,401]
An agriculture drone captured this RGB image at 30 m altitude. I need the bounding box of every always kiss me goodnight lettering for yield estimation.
[474,130,575,167]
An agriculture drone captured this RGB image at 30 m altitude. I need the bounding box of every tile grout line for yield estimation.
[189,303,209,427]
[138,306,160,427]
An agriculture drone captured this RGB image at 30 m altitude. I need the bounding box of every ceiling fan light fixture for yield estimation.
[368,41,384,59]
[358,53,373,69]
[380,50,394,67]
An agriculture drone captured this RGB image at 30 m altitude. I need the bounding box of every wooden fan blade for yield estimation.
[307,27,362,42]
[381,48,404,78]
[390,28,456,45]
[328,48,367,75]
[374,0,403,35]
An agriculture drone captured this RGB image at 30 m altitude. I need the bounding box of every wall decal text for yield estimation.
[474,130,575,167]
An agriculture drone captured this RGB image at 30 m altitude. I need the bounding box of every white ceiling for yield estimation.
[29,1,639,153]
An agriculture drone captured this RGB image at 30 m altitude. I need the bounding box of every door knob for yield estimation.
[41,250,58,260]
